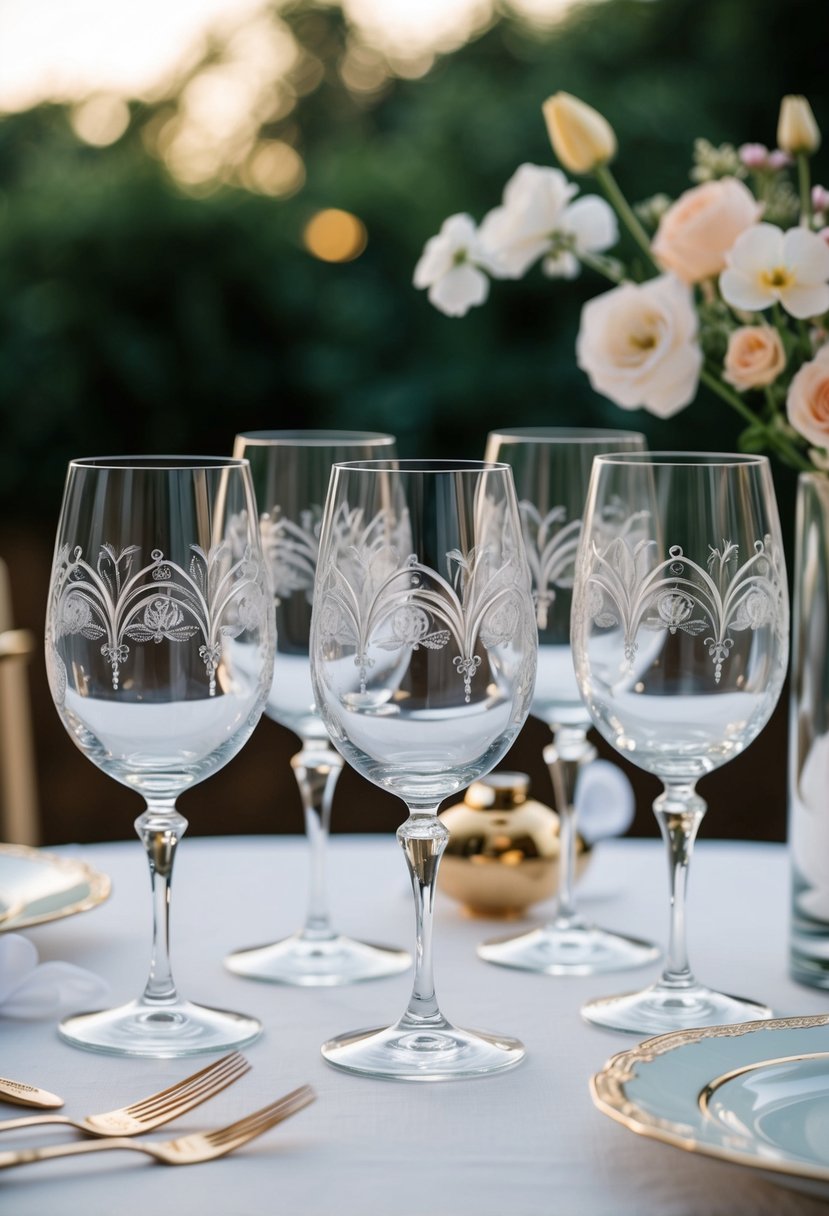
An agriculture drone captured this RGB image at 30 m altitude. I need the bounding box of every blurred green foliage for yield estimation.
[0,0,825,522]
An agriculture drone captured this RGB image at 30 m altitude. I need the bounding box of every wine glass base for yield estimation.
[58,998,262,1058]
[321,1020,525,1081]
[477,923,660,976]
[224,934,411,987]
[582,982,773,1035]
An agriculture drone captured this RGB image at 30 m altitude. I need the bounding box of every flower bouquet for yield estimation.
[414,92,829,474]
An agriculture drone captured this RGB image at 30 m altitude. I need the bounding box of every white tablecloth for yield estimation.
[3,834,829,1216]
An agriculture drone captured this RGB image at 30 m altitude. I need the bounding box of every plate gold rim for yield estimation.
[590,1013,829,1183]
[699,1050,829,1117]
[0,842,111,931]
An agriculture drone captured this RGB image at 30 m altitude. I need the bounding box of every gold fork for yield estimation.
[0,1086,316,1170]
[0,1051,250,1137]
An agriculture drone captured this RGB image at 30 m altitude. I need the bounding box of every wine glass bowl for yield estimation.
[571,452,789,1033]
[223,430,411,987]
[46,456,274,1056]
[478,427,659,976]
[311,459,537,1079]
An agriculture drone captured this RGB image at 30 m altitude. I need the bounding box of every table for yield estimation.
[3,834,829,1215]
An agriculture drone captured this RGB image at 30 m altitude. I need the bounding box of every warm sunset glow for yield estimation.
[303,209,368,262]
[0,0,265,111]
[0,0,597,190]
[0,0,592,113]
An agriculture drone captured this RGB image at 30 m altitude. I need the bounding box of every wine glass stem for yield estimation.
[397,810,448,1028]
[543,726,596,928]
[653,783,706,989]
[134,802,188,1006]
[290,741,344,942]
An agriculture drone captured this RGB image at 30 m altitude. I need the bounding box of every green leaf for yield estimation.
[738,424,771,454]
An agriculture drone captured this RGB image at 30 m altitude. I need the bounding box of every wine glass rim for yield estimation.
[235,430,396,447]
[593,451,770,468]
[332,458,512,474]
[68,456,250,471]
[487,427,647,445]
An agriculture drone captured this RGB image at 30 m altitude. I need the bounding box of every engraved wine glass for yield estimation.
[45,456,274,1056]
[571,452,788,1033]
[478,428,659,975]
[224,430,410,986]
[311,459,537,1079]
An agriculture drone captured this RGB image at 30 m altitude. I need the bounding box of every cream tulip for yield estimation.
[777,95,821,155]
[542,92,617,175]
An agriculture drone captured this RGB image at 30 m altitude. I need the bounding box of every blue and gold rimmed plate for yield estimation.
[0,843,110,931]
[592,1014,829,1201]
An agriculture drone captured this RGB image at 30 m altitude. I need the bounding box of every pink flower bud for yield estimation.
[739,143,769,168]
[767,149,793,170]
[812,185,829,212]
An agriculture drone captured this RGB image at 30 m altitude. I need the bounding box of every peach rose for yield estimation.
[652,177,761,284]
[787,345,829,450]
[723,325,786,391]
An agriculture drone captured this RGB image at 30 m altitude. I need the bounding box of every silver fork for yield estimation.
[0,1051,250,1137]
[0,1086,316,1170]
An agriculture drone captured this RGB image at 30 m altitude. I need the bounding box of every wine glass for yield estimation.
[571,452,788,1033]
[310,459,537,1079]
[224,430,410,986]
[478,428,659,975]
[45,456,274,1056]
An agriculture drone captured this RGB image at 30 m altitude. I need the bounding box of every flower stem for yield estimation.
[594,164,660,272]
[797,153,812,227]
[577,248,625,283]
[700,365,812,471]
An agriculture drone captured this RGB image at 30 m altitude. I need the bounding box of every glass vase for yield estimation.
[790,472,829,987]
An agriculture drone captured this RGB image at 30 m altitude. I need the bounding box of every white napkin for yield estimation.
[574,760,635,844]
[0,934,109,1019]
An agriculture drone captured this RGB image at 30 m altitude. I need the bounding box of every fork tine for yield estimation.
[207,1088,316,1149]
[126,1053,250,1118]
[133,1055,251,1122]
[205,1086,316,1148]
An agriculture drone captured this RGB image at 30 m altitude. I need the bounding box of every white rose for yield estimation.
[576,274,702,419]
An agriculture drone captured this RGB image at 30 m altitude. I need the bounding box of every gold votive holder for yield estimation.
[438,771,590,919]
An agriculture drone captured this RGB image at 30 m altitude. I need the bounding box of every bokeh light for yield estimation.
[303,209,368,262]
[70,93,131,146]
[245,140,306,197]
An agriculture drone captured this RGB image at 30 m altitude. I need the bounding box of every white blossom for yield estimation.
[719,222,829,319]
[479,163,617,281]
[413,213,494,317]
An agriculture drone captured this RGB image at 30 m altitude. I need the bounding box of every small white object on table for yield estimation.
[2,834,827,1216]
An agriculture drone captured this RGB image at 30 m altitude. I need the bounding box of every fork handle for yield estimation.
[0,1136,145,1169]
[0,1113,73,1133]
